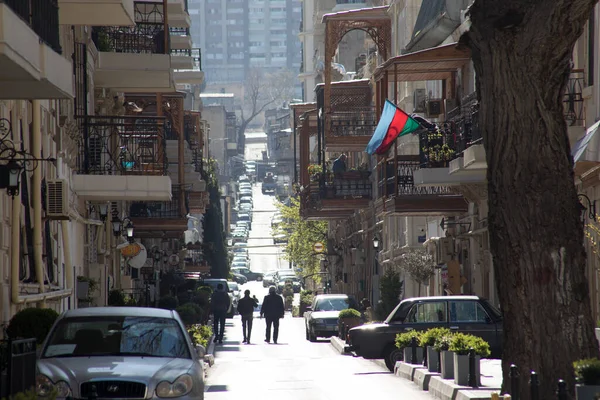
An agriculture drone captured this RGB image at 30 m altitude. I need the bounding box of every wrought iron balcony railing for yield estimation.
[3,0,61,54]
[378,161,452,198]
[76,116,168,176]
[169,27,190,36]
[306,172,372,204]
[91,2,168,54]
[191,48,202,70]
[564,69,585,126]
[329,106,377,137]
[129,186,189,218]
[171,48,191,57]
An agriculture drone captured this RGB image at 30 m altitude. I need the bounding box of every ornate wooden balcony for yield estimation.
[129,185,190,237]
[327,106,378,151]
[76,115,168,176]
[376,160,468,216]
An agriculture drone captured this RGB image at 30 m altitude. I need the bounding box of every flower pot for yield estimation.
[427,346,439,373]
[440,351,454,379]
[576,384,600,400]
[402,346,423,364]
[453,353,481,386]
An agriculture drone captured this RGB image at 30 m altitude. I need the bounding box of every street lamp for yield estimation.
[122,218,134,243]
[373,234,380,250]
[111,212,122,237]
[4,161,22,197]
[578,194,596,221]
[98,203,109,222]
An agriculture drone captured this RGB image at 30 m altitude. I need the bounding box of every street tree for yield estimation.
[398,248,435,297]
[462,0,599,396]
[237,68,296,147]
[274,197,328,282]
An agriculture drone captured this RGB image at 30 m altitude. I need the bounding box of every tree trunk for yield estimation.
[464,1,599,398]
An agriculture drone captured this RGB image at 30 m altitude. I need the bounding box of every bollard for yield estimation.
[529,371,539,400]
[509,364,520,400]
[556,379,568,400]
[468,348,478,387]
[411,336,418,364]
[89,384,98,400]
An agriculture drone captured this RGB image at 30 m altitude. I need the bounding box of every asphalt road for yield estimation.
[204,315,434,400]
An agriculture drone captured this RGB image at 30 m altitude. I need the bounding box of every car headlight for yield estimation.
[36,375,71,398]
[156,374,194,398]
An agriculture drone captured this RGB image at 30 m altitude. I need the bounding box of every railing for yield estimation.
[169,26,190,35]
[191,48,202,70]
[564,69,585,126]
[76,116,168,176]
[329,106,377,137]
[305,173,372,206]
[129,186,189,218]
[0,338,37,398]
[171,48,191,57]
[378,161,452,198]
[3,0,61,54]
[92,2,167,54]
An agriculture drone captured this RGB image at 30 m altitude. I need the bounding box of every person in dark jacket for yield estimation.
[237,290,259,344]
[260,286,285,344]
[210,283,230,344]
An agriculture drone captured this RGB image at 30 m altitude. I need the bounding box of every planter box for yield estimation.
[403,346,424,364]
[453,353,481,386]
[338,317,362,339]
[576,384,600,400]
[427,346,439,373]
[440,350,454,379]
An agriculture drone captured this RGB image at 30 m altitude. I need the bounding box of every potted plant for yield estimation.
[434,334,455,379]
[420,327,451,373]
[574,358,600,400]
[449,333,490,386]
[338,308,362,339]
[308,164,323,181]
[395,330,423,365]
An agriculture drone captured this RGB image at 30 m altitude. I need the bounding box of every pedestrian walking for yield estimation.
[260,286,285,344]
[210,283,230,344]
[237,290,259,344]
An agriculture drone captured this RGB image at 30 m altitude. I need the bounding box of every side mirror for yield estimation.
[195,344,206,359]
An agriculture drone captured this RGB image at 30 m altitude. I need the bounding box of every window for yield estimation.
[406,301,447,323]
[314,298,350,312]
[449,301,490,323]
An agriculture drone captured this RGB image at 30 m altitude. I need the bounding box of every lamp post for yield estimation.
[578,194,596,222]
[373,234,380,277]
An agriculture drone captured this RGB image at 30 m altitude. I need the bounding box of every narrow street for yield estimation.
[204,316,433,399]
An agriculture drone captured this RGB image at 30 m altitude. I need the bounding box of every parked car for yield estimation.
[231,266,263,281]
[231,272,248,285]
[37,307,205,399]
[347,295,503,371]
[262,271,277,288]
[304,294,357,342]
[277,276,302,294]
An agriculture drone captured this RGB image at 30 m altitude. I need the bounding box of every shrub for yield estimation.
[107,289,126,306]
[395,330,422,349]
[292,306,300,317]
[177,303,204,326]
[158,295,179,310]
[5,389,56,400]
[420,327,452,347]
[574,358,600,385]
[300,291,314,306]
[7,307,59,344]
[188,324,213,348]
[448,333,490,357]
[433,334,454,352]
[338,308,361,319]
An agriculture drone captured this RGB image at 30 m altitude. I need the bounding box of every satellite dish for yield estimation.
[128,243,147,269]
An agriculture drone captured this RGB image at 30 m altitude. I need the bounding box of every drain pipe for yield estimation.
[32,100,46,307]
[10,106,22,305]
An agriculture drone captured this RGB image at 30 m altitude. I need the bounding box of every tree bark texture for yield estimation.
[463,0,599,398]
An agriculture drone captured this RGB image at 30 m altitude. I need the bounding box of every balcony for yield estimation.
[92,1,175,92]
[167,0,190,28]
[129,185,190,237]
[58,0,135,26]
[0,1,73,99]
[377,160,468,216]
[327,106,377,151]
[170,48,194,70]
[169,27,192,50]
[174,48,203,85]
[188,191,209,214]
[72,115,172,202]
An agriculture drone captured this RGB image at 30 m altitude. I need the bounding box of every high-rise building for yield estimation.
[189,0,302,87]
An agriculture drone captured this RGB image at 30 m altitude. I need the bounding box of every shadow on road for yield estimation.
[206,385,228,392]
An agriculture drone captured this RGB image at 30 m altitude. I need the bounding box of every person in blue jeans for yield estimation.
[210,283,230,344]
[260,286,285,344]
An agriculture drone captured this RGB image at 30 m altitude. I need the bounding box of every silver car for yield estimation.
[36,307,205,399]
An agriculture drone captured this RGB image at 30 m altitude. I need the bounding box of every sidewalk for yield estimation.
[330,337,503,400]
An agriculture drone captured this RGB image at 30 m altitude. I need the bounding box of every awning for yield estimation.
[373,42,471,82]
[572,120,600,176]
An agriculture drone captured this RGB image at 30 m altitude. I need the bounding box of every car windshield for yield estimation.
[229,283,239,291]
[314,298,350,312]
[42,316,190,359]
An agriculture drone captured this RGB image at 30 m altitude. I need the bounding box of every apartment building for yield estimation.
[0,0,209,324]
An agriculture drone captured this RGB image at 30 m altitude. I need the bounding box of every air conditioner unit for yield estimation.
[435,237,454,264]
[351,248,366,266]
[425,99,443,117]
[46,179,70,220]
[413,89,426,113]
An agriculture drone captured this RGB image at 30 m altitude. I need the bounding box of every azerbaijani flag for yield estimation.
[365,100,422,155]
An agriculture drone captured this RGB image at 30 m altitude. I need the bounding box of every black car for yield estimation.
[347,295,503,371]
[231,266,263,281]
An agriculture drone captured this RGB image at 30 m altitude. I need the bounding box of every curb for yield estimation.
[203,335,216,367]
[330,336,351,355]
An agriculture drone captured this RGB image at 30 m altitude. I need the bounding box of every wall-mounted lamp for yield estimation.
[373,234,380,250]
[110,210,134,243]
[578,194,596,221]
[123,218,134,243]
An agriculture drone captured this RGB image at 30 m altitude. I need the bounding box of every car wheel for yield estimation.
[384,345,404,372]
[257,276,263,281]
